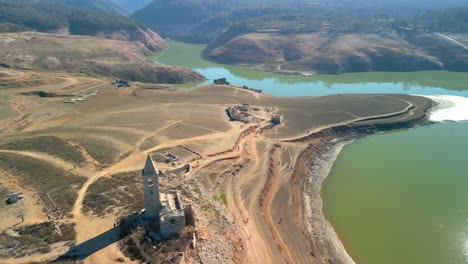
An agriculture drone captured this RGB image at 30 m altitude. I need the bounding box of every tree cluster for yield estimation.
[0,1,141,35]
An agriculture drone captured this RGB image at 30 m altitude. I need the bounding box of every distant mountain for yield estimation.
[0,1,166,51]
[111,0,153,13]
[131,0,292,43]
[132,0,468,44]
[203,6,468,74]
[132,0,223,41]
[37,0,129,16]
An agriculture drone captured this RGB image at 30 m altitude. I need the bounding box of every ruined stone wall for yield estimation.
[165,164,191,176]
[160,211,186,238]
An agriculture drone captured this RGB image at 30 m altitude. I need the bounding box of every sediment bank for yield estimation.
[289,99,434,263]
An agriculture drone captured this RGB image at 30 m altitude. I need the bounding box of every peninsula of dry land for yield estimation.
[0,67,432,263]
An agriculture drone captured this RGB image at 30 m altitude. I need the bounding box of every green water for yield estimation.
[154,41,468,97]
[154,41,468,264]
[324,123,468,264]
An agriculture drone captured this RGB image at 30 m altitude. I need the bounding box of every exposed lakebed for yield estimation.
[155,41,468,264]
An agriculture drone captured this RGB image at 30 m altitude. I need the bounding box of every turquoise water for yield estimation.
[154,41,468,264]
[154,41,468,97]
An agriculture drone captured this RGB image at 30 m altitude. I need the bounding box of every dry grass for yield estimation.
[0,222,76,258]
[68,137,122,166]
[0,136,86,165]
[83,171,144,217]
[0,153,86,214]
[0,233,51,258]
[16,222,76,245]
[196,159,233,192]
[139,136,161,151]
[19,126,142,146]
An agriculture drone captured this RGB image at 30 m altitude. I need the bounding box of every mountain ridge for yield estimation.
[0,1,166,51]
[111,0,153,13]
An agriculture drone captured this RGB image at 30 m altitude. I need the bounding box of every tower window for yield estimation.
[170,219,176,225]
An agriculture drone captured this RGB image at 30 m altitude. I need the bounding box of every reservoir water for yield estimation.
[323,122,468,264]
[154,41,468,97]
[155,41,468,264]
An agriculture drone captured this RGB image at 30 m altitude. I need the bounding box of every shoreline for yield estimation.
[200,54,464,77]
[0,70,442,263]
[310,94,468,264]
[291,98,434,264]
[303,139,356,264]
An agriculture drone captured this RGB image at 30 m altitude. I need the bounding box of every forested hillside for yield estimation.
[111,0,152,13]
[133,0,468,44]
[0,1,166,51]
[39,0,128,16]
[131,0,258,43]
[203,4,468,74]
[0,23,31,33]
[415,7,468,33]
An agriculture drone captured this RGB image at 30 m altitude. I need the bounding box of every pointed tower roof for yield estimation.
[143,154,158,175]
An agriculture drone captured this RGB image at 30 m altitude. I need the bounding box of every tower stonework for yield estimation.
[142,155,161,219]
[140,155,188,238]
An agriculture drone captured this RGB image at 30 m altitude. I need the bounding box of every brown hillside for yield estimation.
[0,32,204,84]
[204,32,444,74]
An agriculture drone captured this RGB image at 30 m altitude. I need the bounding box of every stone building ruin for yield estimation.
[142,155,188,238]
[159,192,186,238]
[271,114,284,125]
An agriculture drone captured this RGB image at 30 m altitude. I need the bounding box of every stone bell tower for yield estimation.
[142,154,161,219]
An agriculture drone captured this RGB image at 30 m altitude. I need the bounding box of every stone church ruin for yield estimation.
[141,155,190,239]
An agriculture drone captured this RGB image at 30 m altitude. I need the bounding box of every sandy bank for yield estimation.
[288,98,434,264]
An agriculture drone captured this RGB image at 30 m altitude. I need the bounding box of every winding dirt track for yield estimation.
[0,75,429,264]
[66,118,343,264]
[434,33,468,50]
[190,122,302,263]
[64,123,261,263]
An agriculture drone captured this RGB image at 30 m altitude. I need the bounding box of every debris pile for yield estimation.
[226,104,262,123]
[64,89,99,104]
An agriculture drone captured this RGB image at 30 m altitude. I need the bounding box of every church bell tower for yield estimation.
[142,154,161,219]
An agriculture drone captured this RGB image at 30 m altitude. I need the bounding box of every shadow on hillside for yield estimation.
[57,226,124,260]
